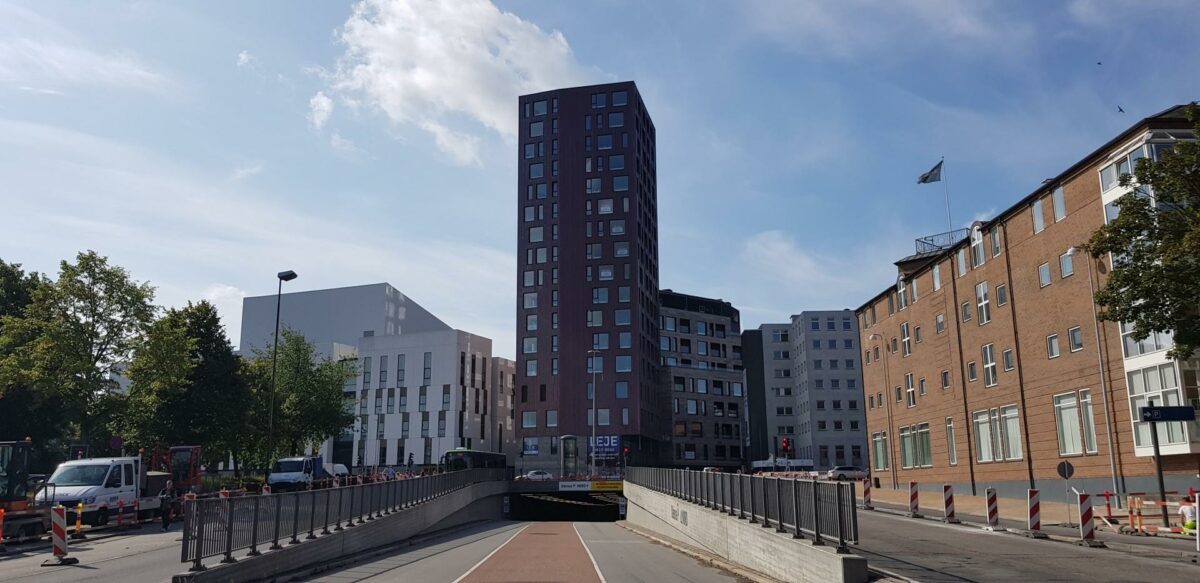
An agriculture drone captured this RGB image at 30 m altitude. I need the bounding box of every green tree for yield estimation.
[0,251,155,456]
[243,330,355,465]
[1084,103,1200,361]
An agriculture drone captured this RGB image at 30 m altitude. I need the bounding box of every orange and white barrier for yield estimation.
[861,479,873,510]
[943,484,959,523]
[219,488,230,499]
[907,481,921,517]
[983,487,1002,531]
[116,499,125,529]
[262,484,272,495]
[41,505,79,566]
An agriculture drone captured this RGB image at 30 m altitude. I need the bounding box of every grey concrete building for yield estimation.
[792,311,867,470]
[239,283,449,357]
[240,283,512,471]
[659,290,747,469]
[757,323,796,463]
[490,357,519,460]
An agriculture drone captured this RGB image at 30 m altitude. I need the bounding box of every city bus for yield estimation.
[442,448,507,471]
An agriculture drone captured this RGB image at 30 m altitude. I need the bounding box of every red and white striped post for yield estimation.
[943,484,959,523]
[1078,493,1105,547]
[116,499,125,529]
[131,499,141,529]
[1026,489,1047,538]
[861,479,873,510]
[907,481,922,518]
[262,484,272,495]
[982,487,1003,531]
[219,488,230,499]
[40,505,79,566]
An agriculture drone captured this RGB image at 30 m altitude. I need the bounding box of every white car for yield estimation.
[824,466,869,481]
[522,470,554,481]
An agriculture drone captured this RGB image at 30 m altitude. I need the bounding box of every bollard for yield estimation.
[1078,493,1105,547]
[861,479,873,510]
[69,501,86,540]
[117,499,125,529]
[1102,490,1113,521]
[982,487,1003,531]
[943,484,959,524]
[1026,489,1046,538]
[262,484,272,496]
[131,499,141,529]
[40,505,79,566]
[907,481,921,518]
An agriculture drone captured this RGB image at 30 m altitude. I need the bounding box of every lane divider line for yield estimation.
[573,522,608,583]
[450,523,530,583]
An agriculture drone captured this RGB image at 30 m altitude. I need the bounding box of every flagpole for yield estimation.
[941,156,953,233]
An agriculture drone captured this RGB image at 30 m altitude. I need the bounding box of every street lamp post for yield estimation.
[587,348,600,477]
[867,333,898,489]
[268,270,298,464]
[1067,246,1122,502]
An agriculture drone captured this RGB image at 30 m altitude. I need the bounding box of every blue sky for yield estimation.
[2,0,1197,358]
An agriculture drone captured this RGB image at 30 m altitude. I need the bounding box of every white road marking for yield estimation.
[572,522,608,583]
[449,523,529,583]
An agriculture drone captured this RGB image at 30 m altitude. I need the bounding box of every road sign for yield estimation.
[1056,461,1075,480]
[1140,406,1196,422]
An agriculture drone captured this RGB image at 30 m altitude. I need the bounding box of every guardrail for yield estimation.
[180,468,509,571]
[625,467,858,551]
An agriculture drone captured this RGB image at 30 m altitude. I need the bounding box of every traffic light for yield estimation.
[623,447,630,455]
[781,437,790,453]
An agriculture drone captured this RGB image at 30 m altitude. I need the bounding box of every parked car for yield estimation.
[701,467,723,473]
[824,466,869,481]
[521,470,554,481]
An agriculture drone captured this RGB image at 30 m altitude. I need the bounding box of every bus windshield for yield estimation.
[48,464,110,487]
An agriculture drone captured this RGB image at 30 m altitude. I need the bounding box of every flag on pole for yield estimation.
[917,160,943,184]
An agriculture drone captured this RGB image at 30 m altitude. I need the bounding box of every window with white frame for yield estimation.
[1047,334,1060,358]
[1003,349,1014,371]
[933,264,941,291]
[1032,198,1045,233]
[901,322,911,356]
[957,248,968,276]
[899,423,932,469]
[982,344,997,387]
[1068,326,1084,352]
[974,405,1022,462]
[970,227,985,267]
[967,361,977,382]
[1038,263,1052,287]
[871,432,889,471]
[1128,362,1186,448]
[976,281,990,324]
[897,279,908,310]
[990,229,1002,257]
[1052,186,1067,222]
[936,313,946,334]
[996,284,1008,306]
[905,373,916,408]
[946,417,958,465]
[941,370,951,389]
[1060,252,1074,278]
[1054,389,1097,455]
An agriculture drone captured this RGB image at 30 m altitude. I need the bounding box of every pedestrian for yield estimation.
[407,453,414,476]
[1180,495,1197,531]
[158,480,175,532]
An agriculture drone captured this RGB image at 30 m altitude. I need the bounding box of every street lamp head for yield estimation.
[277,270,298,282]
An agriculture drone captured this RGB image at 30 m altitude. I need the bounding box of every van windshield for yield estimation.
[48,465,110,486]
[272,461,303,473]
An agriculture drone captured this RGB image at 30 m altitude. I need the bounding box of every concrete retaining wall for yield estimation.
[623,482,868,583]
[172,481,507,583]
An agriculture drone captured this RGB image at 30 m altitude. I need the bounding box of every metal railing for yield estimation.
[626,467,858,551]
[180,468,508,571]
[914,228,970,254]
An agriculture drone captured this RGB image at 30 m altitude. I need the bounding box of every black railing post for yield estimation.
[776,478,786,533]
[811,481,824,546]
[346,486,357,527]
[221,498,237,563]
[269,495,283,550]
[792,480,803,539]
[289,493,302,544]
[307,491,318,540]
[334,487,345,531]
[248,495,262,556]
[748,475,758,524]
[761,478,772,528]
[322,489,331,535]
[739,475,747,520]
[835,484,847,553]
[190,500,207,572]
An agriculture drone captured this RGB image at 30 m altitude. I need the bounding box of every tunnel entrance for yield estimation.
[506,492,623,522]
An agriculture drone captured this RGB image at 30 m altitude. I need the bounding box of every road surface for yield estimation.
[301,520,745,583]
[0,527,183,583]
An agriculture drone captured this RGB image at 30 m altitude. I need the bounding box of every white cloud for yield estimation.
[0,3,168,92]
[230,162,263,181]
[17,85,64,96]
[236,50,254,68]
[322,0,596,164]
[0,119,519,357]
[742,0,1033,61]
[1067,0,1194,28]
[330,132,355,152]
[308,91,334,129]
[969,207,997,226]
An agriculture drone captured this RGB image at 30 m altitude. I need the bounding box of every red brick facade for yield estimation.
[857,108,1199,498]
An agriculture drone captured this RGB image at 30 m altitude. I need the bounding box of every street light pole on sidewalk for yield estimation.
[268,270,298,463]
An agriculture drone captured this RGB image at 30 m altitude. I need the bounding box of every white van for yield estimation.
[38,457,166,526]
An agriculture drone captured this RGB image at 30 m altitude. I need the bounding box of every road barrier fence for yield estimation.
[180,468,509,571]
[625,467,858,552]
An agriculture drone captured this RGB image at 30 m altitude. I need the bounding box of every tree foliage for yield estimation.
[1084,103,1200,361]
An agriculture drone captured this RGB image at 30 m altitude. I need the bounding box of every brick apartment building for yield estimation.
[857,105,1199,501]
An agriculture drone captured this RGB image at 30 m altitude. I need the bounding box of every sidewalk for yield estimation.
[867,499,1200,563]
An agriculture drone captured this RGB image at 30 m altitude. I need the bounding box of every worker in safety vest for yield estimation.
[1180,495,1197,531]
